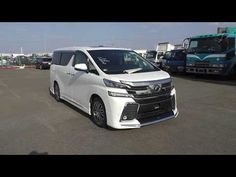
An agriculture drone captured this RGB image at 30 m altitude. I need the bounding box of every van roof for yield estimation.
[54,46,131,52]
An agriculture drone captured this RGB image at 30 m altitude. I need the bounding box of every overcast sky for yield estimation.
[0,22,236,54]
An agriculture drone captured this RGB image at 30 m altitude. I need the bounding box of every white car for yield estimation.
[50,47,178,129]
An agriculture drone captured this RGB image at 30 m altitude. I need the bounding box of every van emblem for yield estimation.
[148,84,162,93]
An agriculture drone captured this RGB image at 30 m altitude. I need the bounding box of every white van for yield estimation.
[50,47,178,129]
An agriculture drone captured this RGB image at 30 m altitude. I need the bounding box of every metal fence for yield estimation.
[0,56,36,69]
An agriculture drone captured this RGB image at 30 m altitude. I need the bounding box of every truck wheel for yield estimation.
[54,83,61,102]
[91,97,107,128]
[228,66,236,80]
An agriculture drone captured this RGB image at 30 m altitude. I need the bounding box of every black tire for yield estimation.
[91,97,107,128]
[228,66,236,80]
[54,83,61,102]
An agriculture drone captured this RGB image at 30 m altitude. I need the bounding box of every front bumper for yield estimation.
[105,88,178,129]
[163,65,185,73]
[42,63,51,68]
[186,66,227,75]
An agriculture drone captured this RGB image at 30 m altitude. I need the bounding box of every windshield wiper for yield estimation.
[123,68,143,74]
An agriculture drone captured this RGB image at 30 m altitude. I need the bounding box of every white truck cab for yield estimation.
[50,47,178,129]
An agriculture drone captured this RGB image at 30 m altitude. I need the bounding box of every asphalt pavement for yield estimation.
[0,69,235,154]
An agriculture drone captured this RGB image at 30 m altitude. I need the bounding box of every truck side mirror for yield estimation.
[182,38,190,49]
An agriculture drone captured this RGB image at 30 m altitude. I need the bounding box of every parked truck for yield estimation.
[162,48,187,73]
[156,42,175,59]
[185,27,236,77]
[156,42,175,68]
[134,49,147,58]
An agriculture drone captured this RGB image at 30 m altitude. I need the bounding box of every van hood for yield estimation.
[107,70,170,82]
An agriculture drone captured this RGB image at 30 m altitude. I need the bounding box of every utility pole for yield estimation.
[43,31,47,54]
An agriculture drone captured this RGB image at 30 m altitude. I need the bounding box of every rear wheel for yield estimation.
[91,97,107,128]
[54,83,61,102]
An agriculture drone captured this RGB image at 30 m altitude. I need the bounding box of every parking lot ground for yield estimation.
[0,69,236,154]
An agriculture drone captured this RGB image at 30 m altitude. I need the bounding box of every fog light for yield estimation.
[120,103,138,121]
[123,116,128,120]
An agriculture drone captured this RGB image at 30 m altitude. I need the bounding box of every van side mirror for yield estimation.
[74,63,88,72]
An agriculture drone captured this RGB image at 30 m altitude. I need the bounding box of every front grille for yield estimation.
[121,79,174,123]
[195,61,209,67]
[126,81,172,104]
[134,95,171,104]
[137,98,172,120]
[120,98,173,123]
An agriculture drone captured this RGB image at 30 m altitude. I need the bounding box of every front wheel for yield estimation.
[54,83,61,102]
[228,66,236,80]
[91,97,107,128]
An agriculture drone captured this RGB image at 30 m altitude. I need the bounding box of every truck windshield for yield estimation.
[88,50,159,74]
[163,50,185,60]
[188,37,235,54]
[43,58,52,62]
[146,51,157,59]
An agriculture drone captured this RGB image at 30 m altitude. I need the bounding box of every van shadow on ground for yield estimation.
[60,100,122,131]
[29,151,48,155]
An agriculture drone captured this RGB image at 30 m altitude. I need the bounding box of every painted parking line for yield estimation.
[0,80,21,99]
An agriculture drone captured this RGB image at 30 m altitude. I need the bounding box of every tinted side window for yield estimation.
[52,52,61,65]
[173,51,186,60]
[60,53,74,66]
[73,51,88,66]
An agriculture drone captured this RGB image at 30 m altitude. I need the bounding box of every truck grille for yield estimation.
[195,61,209,67]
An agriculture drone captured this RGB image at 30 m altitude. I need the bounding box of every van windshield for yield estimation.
[88,50,159,74]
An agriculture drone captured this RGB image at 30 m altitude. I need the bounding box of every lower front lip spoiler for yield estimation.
[140,111,178,127]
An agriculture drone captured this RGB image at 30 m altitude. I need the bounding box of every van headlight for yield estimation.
[108,91,134,98]
[103,79,130,89]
